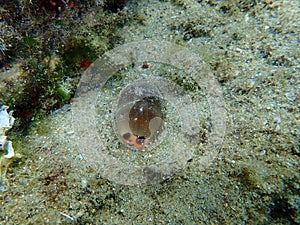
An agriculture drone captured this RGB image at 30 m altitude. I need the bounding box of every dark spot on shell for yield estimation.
[136,136,146,145]
[122,132,131,140]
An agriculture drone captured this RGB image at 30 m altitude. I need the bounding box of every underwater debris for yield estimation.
[0,105,15,192]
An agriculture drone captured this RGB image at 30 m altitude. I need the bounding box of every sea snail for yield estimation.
[121,96,164,149]
[114,79,165,149]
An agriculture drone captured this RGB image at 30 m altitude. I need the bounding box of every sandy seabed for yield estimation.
[0,0,299,224]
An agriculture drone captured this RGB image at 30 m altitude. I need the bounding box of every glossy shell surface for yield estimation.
[114,79,165,149]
